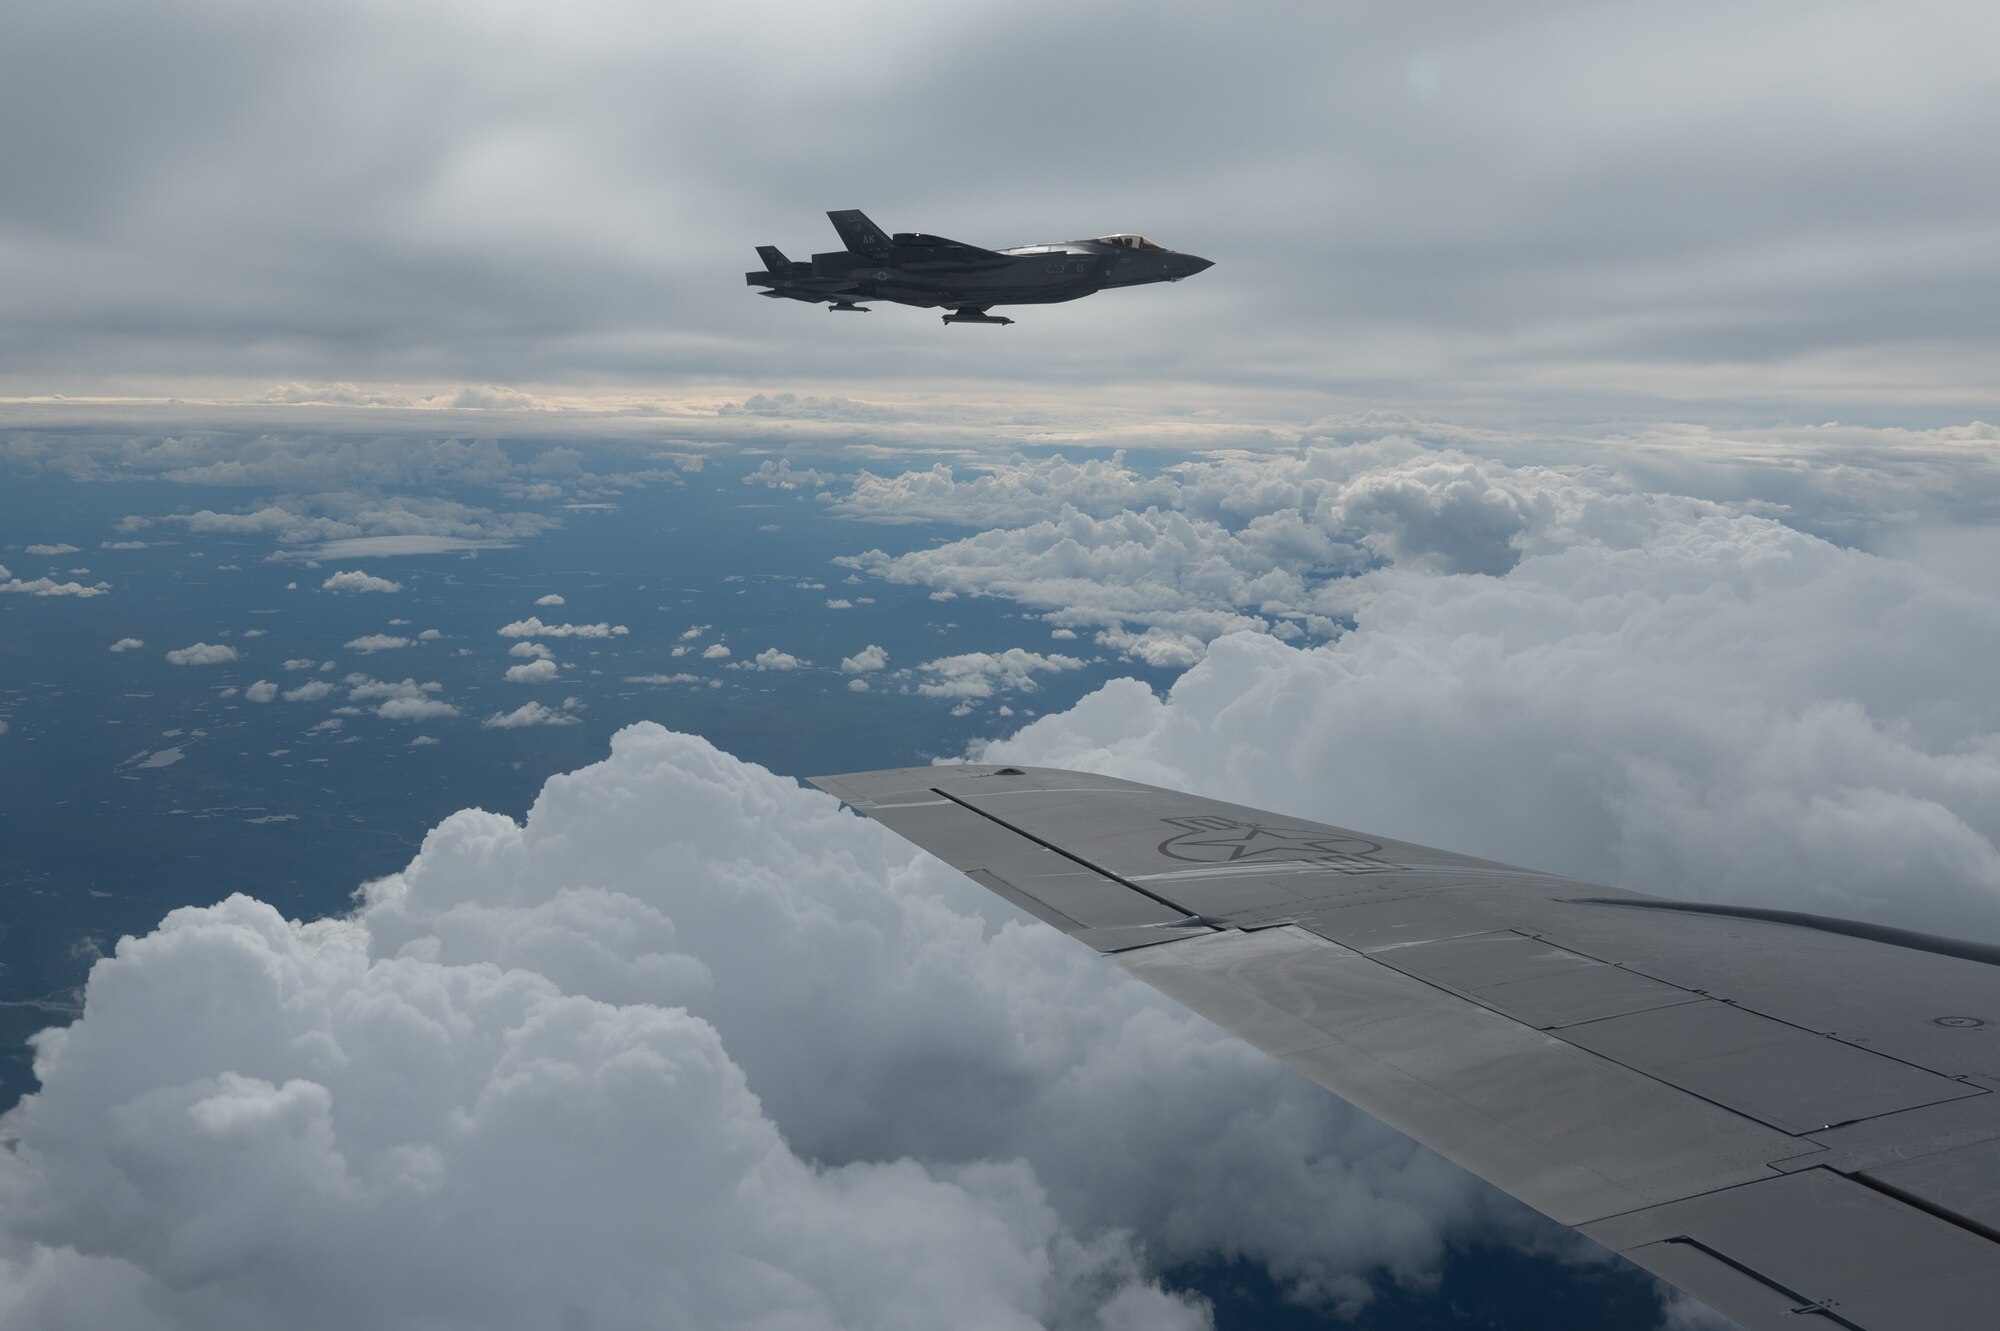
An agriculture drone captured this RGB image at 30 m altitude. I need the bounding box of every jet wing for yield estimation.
[810,763,2000,1331]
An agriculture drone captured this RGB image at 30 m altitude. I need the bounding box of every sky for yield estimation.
[4,3,2000,1330]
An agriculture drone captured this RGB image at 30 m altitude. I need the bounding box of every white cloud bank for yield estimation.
[497,618,628,640]
[503,659,560,684]
[164,643,239,666]
[108,638,144,653]
[841,644,889,675]
[975,481,2000,944]
[915,650,1085,701]
[0,565,111,597]
[737,649,804,672]
[0,725,1516,1331]
[321,570,404,594]
[482,699,583,729]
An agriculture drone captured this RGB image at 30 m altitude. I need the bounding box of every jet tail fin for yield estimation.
[755,245,795,277]
[827,209,892,259]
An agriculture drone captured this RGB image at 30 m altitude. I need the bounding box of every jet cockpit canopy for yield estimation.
[1095,234,1164,250]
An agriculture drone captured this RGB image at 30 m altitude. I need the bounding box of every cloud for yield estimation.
[23,543,80,556]
[344,635,411,653]
[321,570,404,594]
[244,680,278,703]
[165,642,239,666]
[834,441,1586,662]
[825,598,852,609]
[701,644,730,660]
[1,576,111,597]
[409,734,442,747]
[742,457,837,488]
[504,659,560,684]
[679,625,711,640]
[915,649,1085,701]
[508,642,553,660]
[282,680,335,702]
[282,658,318,670]
[108,638,144,653]
[534,593,565,606]
[375,696,460,722]
[840,644,888,675]
[978,506,2000,945]
[623,673,704,685]
[0,723,1521,1330]
[345,677,458,721]
[738,649,803,672]
[481,699,583,729]
[496,618,628,639]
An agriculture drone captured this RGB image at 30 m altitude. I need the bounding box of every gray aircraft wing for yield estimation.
[810,763,2000,1331]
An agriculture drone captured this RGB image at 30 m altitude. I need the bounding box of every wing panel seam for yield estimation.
[928,786,1206,923]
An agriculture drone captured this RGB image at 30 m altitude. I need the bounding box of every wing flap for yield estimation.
[1116,926,1807,1226]
[1586,1169,2000,1331]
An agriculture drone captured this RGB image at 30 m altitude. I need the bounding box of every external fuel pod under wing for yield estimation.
[811,762,2000,1331]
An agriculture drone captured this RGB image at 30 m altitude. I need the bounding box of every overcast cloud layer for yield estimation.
[6,0,1999,418]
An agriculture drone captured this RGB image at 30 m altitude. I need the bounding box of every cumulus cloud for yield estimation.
[504,659,560,684]
[840,644,889,675]
[165,643,239,666]
[680,625,711,640]
[374,696,459,721]
[978,484,2000,944]
[701,644,731,661]
[344,634,412,653]
[244,680,278,703]
[1,575,111,597]
[482,699,583,729]
[915,649,1085,701]
[0,724,1519,1331]
[835,441,1578,662]
[836,453,1174,527]
[345,677,458,721]
[496,618,628,639]
[534,593,566,606]
[737,648,804,672]
[321,570,404,594]
[282,680,335,703]
[23,543,80,556]
[508,641,553,660]
[742,457,838,489]
[108,638,144,653]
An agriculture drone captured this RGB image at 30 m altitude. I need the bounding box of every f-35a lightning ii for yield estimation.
[746,209,1212,325]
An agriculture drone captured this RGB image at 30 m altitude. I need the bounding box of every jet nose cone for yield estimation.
[1188,255,1214,273]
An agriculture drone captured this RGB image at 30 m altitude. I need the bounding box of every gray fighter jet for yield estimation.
[815,762,2000,1330]
[746,209,1212,325]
